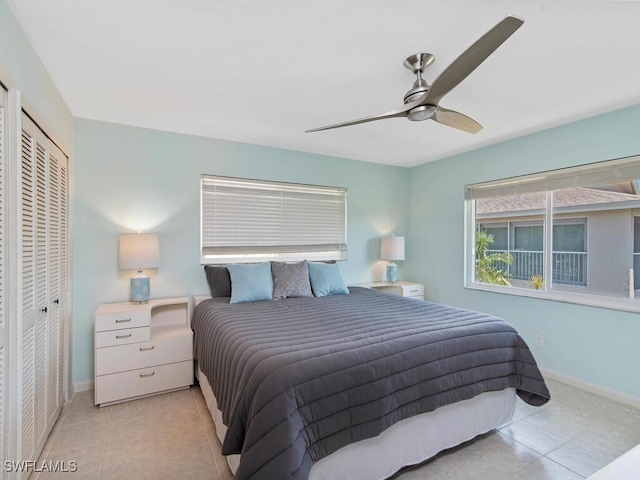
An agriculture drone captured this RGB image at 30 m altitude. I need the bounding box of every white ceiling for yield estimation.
[8,0,640,168]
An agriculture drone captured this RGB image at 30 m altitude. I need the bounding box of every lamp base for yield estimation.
[130,270,150,303]
[387,262,398,283]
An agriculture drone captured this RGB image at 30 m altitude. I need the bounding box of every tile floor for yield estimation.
[33,379,640,480]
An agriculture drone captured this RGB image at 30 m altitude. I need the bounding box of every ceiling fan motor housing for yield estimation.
[403,79,430,104]
[403,52,434,104]
[408,105,437,121]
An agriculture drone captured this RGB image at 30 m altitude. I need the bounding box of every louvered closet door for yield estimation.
[20,112,65,469]
[57,152,68,406]
[47,142,66,425]
[0,86,7,476]
[20,113,41,466]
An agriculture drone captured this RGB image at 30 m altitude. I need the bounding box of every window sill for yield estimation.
[465,282,640,314]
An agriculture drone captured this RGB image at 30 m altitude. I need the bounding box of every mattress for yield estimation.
[192,287,549,480]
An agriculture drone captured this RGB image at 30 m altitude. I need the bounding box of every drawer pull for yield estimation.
[140,371,155,378]
[115,318,132,323]
[410,289,419,293]
[115,333,132,339]
[139,345,155,352]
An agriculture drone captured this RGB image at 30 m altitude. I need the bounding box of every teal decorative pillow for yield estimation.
[227,262,273,304]
[308,262,349,297]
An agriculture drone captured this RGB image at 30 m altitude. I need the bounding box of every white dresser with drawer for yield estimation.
[94,297,193,406]
[352,281,425,300]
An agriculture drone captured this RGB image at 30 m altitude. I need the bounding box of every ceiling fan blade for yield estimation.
[433,107,482,134]
[420,15,524,107]
[305,100,419,133]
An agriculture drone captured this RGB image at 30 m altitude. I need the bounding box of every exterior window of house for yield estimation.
[553,220,587,286]
[466,155,640,311]
[513,223,544,281]
[201,175,347,263]
[479,219,586,286]
[482,224,508,250]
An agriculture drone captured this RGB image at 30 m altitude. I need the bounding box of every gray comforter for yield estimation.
[192,287,549,480]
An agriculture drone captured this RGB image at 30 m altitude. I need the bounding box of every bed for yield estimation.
[192,286,550,480]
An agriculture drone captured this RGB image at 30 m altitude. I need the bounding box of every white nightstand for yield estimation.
[94,297,194,406]
[352,281,425,300]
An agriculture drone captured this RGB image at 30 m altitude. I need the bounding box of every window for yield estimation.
[201,175,347,263]
[478,219,586,286]
[466,155,640,311]
[634,217,640,289]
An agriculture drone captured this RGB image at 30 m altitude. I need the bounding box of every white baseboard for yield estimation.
[541,367,640,410]
[72,380,94,393]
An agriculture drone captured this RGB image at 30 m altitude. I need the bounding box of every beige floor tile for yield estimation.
[40,451,102,479]
[155,401,202,428]
[499,417,569,455]
[547,441,612,478]
[218,467,235,480]
[60,404,112,428]
[156,446,217,479]
[109,396,156,425]
[398,452,465,480]
[570,428,640,463]
[515,397,551,418]
[67,390,98,411]
[470,431,541,472]
[545,379,588,402]
[399,443,515,480]
[513,457,584,480]
[525,405,592,441]
[36,469,101,480]
[153,388,195,406]
[99,450,159,479]
[46,423,108,458]
[156,424,209,454]
[103,428,157,458]
[33,382,640,480]
[205,429,234,475]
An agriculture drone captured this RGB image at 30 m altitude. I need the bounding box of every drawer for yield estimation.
[95,331,193,376]
[95,326,151,348]
[372,285,403,296]
[402,284,424,298]
[95,309,150,332]
[95,360,193,406]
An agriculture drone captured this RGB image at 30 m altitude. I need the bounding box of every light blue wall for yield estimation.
[5,0,639,402]
[0,0,73,147]
[407,104,640,399]
[72,119,410,384]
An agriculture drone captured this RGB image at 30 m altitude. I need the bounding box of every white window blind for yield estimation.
[201,175,347,263]
[466,154,640,200]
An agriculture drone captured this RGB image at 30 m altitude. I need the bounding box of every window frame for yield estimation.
[465,155,640,313]
[200,175,347,264]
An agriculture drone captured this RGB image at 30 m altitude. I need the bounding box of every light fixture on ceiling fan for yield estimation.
[306,15,524,134]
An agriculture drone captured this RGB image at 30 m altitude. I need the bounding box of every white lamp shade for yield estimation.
[380,236,405,261]
[119,233,160,270]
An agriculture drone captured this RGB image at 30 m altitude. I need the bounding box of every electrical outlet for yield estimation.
[535,335,544,348]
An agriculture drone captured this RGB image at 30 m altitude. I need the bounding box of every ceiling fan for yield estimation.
[306,15,524,134]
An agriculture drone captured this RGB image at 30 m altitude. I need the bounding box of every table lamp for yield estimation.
[381,235,404,283]
[119,233,159,303]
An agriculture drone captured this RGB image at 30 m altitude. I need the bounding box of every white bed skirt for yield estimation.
[197,366,516,479]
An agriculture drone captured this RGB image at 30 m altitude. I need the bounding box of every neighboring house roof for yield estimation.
[477,187,640,216]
